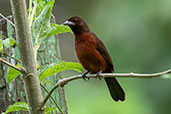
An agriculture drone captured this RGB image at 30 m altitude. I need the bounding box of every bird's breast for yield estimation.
[75,37,107,73]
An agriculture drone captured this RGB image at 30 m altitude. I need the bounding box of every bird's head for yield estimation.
[64,16,89,34]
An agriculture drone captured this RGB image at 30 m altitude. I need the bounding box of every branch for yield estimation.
[0,58,23,73]
[2,53,21,63]
[42,68,171,107]
[40,83,63,114]
[0,13,15,27]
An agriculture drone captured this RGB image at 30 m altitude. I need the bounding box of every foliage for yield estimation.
[4,102,57,114]
[7,64,21,83]
[39,61,83,82]
[31,0,72,59]
[0,39,3,52]
[7,61,82,83]
[2,0,79,113]
[2,0,77,85]
[0,38,16,52]
[45,106,58,114]
[2,38,16,48]
[4,102,29,114]
[1,0,171,114]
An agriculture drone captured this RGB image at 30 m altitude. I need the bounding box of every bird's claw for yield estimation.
[96,70,102,80]
[82,75,90,81]
[82,71,90,81]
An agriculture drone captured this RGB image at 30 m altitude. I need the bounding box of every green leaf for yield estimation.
[9,38,16,46]
[44,80,52,86]
[7,64,21,83]
[32,0,72,52]
[0,39,3,52]
[2,38,10,48]
[2,38,16,48]
[7,21,14,39]
[34,0,54,18]
[46,106,57,114]
[32,0,54,44]
[39,61,83,82]
[47,24,73,38]
[32,0,55,57]
[5,102,29,114]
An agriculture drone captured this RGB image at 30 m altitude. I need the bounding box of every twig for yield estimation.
[0,33,8,39]
[42,68,171,107]
[40,83,63,114]
[0,58,23,72]
[0,13,15,27]
[2,53,21,63]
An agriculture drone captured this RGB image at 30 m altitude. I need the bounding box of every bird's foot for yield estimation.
[96,70,102,80]
[82,71,90,81]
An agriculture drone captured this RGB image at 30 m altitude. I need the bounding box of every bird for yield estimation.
[64,16,125,101]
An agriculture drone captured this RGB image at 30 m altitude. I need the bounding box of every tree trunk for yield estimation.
[0,17,9,113]
[0,16,27,114]
[10,0,45,114]
[38,17,68,114]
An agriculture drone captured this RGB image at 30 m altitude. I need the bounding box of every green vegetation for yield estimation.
[0,0,170,114]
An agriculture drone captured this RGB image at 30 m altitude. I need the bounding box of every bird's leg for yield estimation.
[96,70,103,80]
[82,71,90,81]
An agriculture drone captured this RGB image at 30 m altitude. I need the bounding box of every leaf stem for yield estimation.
[29,5,36,27]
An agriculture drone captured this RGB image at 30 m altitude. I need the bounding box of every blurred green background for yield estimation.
[0,0,171,114]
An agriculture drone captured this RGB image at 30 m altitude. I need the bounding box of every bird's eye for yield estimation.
[73,19,77,23]
[73,19,79,23]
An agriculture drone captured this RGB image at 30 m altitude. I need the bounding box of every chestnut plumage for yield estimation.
[64,16,125,101]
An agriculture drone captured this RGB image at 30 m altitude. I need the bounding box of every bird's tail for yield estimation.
[104,77,125,101]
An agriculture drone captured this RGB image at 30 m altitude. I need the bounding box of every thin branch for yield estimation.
[42,68,171,107]
[0,13,15,27]
[40,83,63,114]
[2,53,21,63]
[0,58,23,72]
[0,33,8,39]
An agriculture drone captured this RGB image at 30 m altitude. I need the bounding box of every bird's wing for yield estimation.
[92,33,114,72]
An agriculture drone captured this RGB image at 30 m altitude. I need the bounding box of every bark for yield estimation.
[0,16,27,114]
[10,0,45,114]
[0,17,8,113]
[38,22,68,113]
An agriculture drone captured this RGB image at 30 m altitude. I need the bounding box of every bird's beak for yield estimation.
[63,21,75,26]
